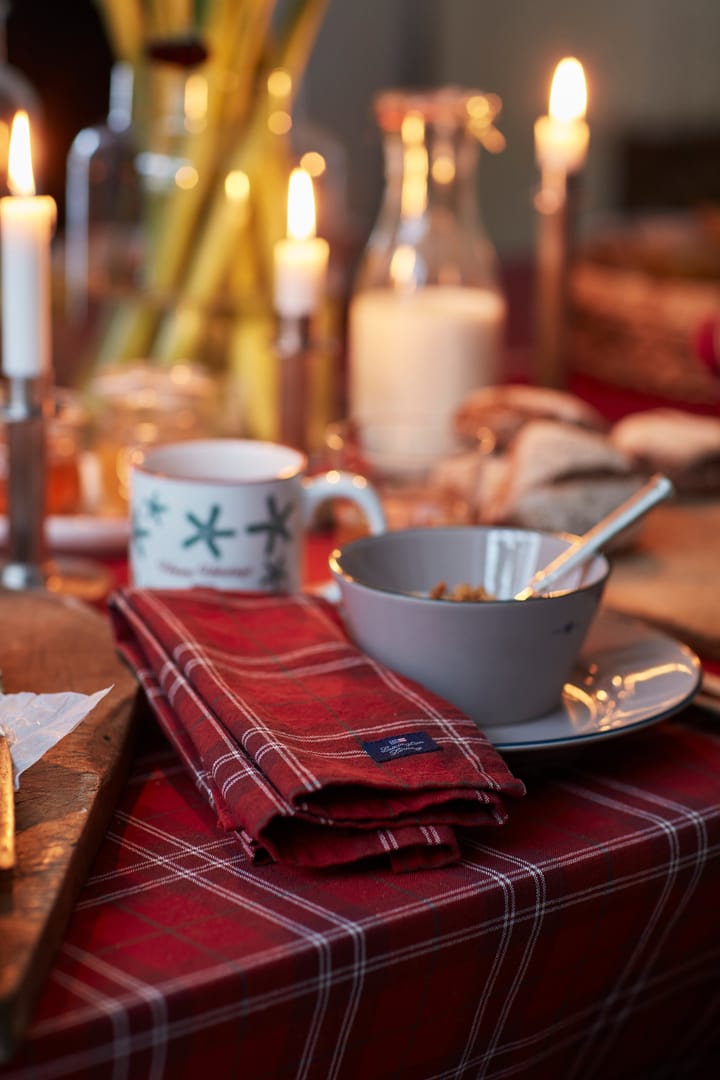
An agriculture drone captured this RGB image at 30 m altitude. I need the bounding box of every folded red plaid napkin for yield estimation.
[109,588,525,871]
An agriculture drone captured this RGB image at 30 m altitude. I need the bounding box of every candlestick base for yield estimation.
[45,557,115,604]
[1,374,116,603]
[1,562,46,591]
[0,556,115,604]
[1,375,50,592]
[533,173,580,389]
[275,315,313,453]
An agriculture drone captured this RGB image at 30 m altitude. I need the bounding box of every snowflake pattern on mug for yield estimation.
[260,554,289,589]
[131,511,151,557]
[144,492,169,524]
[246,495,295,587]
[182,505,237,558]
[246,495,293,553]
[132,487,296,585]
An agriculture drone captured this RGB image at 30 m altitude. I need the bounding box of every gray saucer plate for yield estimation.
[482,609,702,752]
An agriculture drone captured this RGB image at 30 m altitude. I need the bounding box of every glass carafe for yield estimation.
[348,87,506,455]
[65,62,140,317]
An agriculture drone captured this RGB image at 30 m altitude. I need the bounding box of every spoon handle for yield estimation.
[515,473,674,600]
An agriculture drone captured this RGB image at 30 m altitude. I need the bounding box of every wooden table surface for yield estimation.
[605,498,720,661]
[0,591,140,1062]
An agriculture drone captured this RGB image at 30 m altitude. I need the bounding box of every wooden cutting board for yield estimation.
[604,499,720,659]
[0,590,140,1063]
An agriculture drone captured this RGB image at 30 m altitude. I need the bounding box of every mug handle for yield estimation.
[301,470,386,534]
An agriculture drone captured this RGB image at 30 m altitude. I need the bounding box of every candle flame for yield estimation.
[8,111,36,196]
[549,58,587,122]
[287,167,316,241]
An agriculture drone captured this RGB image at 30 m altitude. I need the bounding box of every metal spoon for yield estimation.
[513,472,674,601]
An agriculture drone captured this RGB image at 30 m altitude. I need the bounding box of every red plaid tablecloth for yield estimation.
[2,702,719,1079]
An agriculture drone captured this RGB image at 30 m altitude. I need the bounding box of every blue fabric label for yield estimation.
[362,731,441,763]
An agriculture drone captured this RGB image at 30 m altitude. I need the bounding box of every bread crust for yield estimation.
[610,409,720,493]
[455,383,606,449]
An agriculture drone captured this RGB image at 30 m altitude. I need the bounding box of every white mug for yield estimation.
[129,438,386,591]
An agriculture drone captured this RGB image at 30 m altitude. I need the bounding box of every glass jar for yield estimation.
[348,87,506,456]
[87,59,269,380]
[88,362,220,514]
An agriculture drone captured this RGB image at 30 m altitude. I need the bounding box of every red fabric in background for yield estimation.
[570,370,720,421]
[501,260,720,420]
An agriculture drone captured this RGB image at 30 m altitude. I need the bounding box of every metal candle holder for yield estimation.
[275,314,312,452]
[534,172,579,390]
[1,373,51,591]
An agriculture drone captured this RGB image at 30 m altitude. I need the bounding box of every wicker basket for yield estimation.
[569,216,720,405]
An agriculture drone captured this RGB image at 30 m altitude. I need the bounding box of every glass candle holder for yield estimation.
[88,362,220,514]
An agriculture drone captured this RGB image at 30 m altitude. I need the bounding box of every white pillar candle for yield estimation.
[0,111,56,379]
[273,167,329,318]
[348,285,506,457]
[534,57,589,198]
[533,58,589,388]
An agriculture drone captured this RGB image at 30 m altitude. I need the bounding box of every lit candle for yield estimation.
[534,57,589,199]
[273,167,329,318]
[0,111,56,378]
[533,58,588,389]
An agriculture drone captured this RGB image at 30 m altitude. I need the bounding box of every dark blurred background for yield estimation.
[7,0,720,259]
[6,0,113,220]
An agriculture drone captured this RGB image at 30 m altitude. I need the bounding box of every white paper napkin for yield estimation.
[0,687,113,788]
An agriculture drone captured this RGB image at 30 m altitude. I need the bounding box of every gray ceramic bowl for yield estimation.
[329,526,609,728]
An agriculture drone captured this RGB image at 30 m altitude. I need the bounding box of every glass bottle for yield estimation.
[347,87,506,455]
[65,62,140,317]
